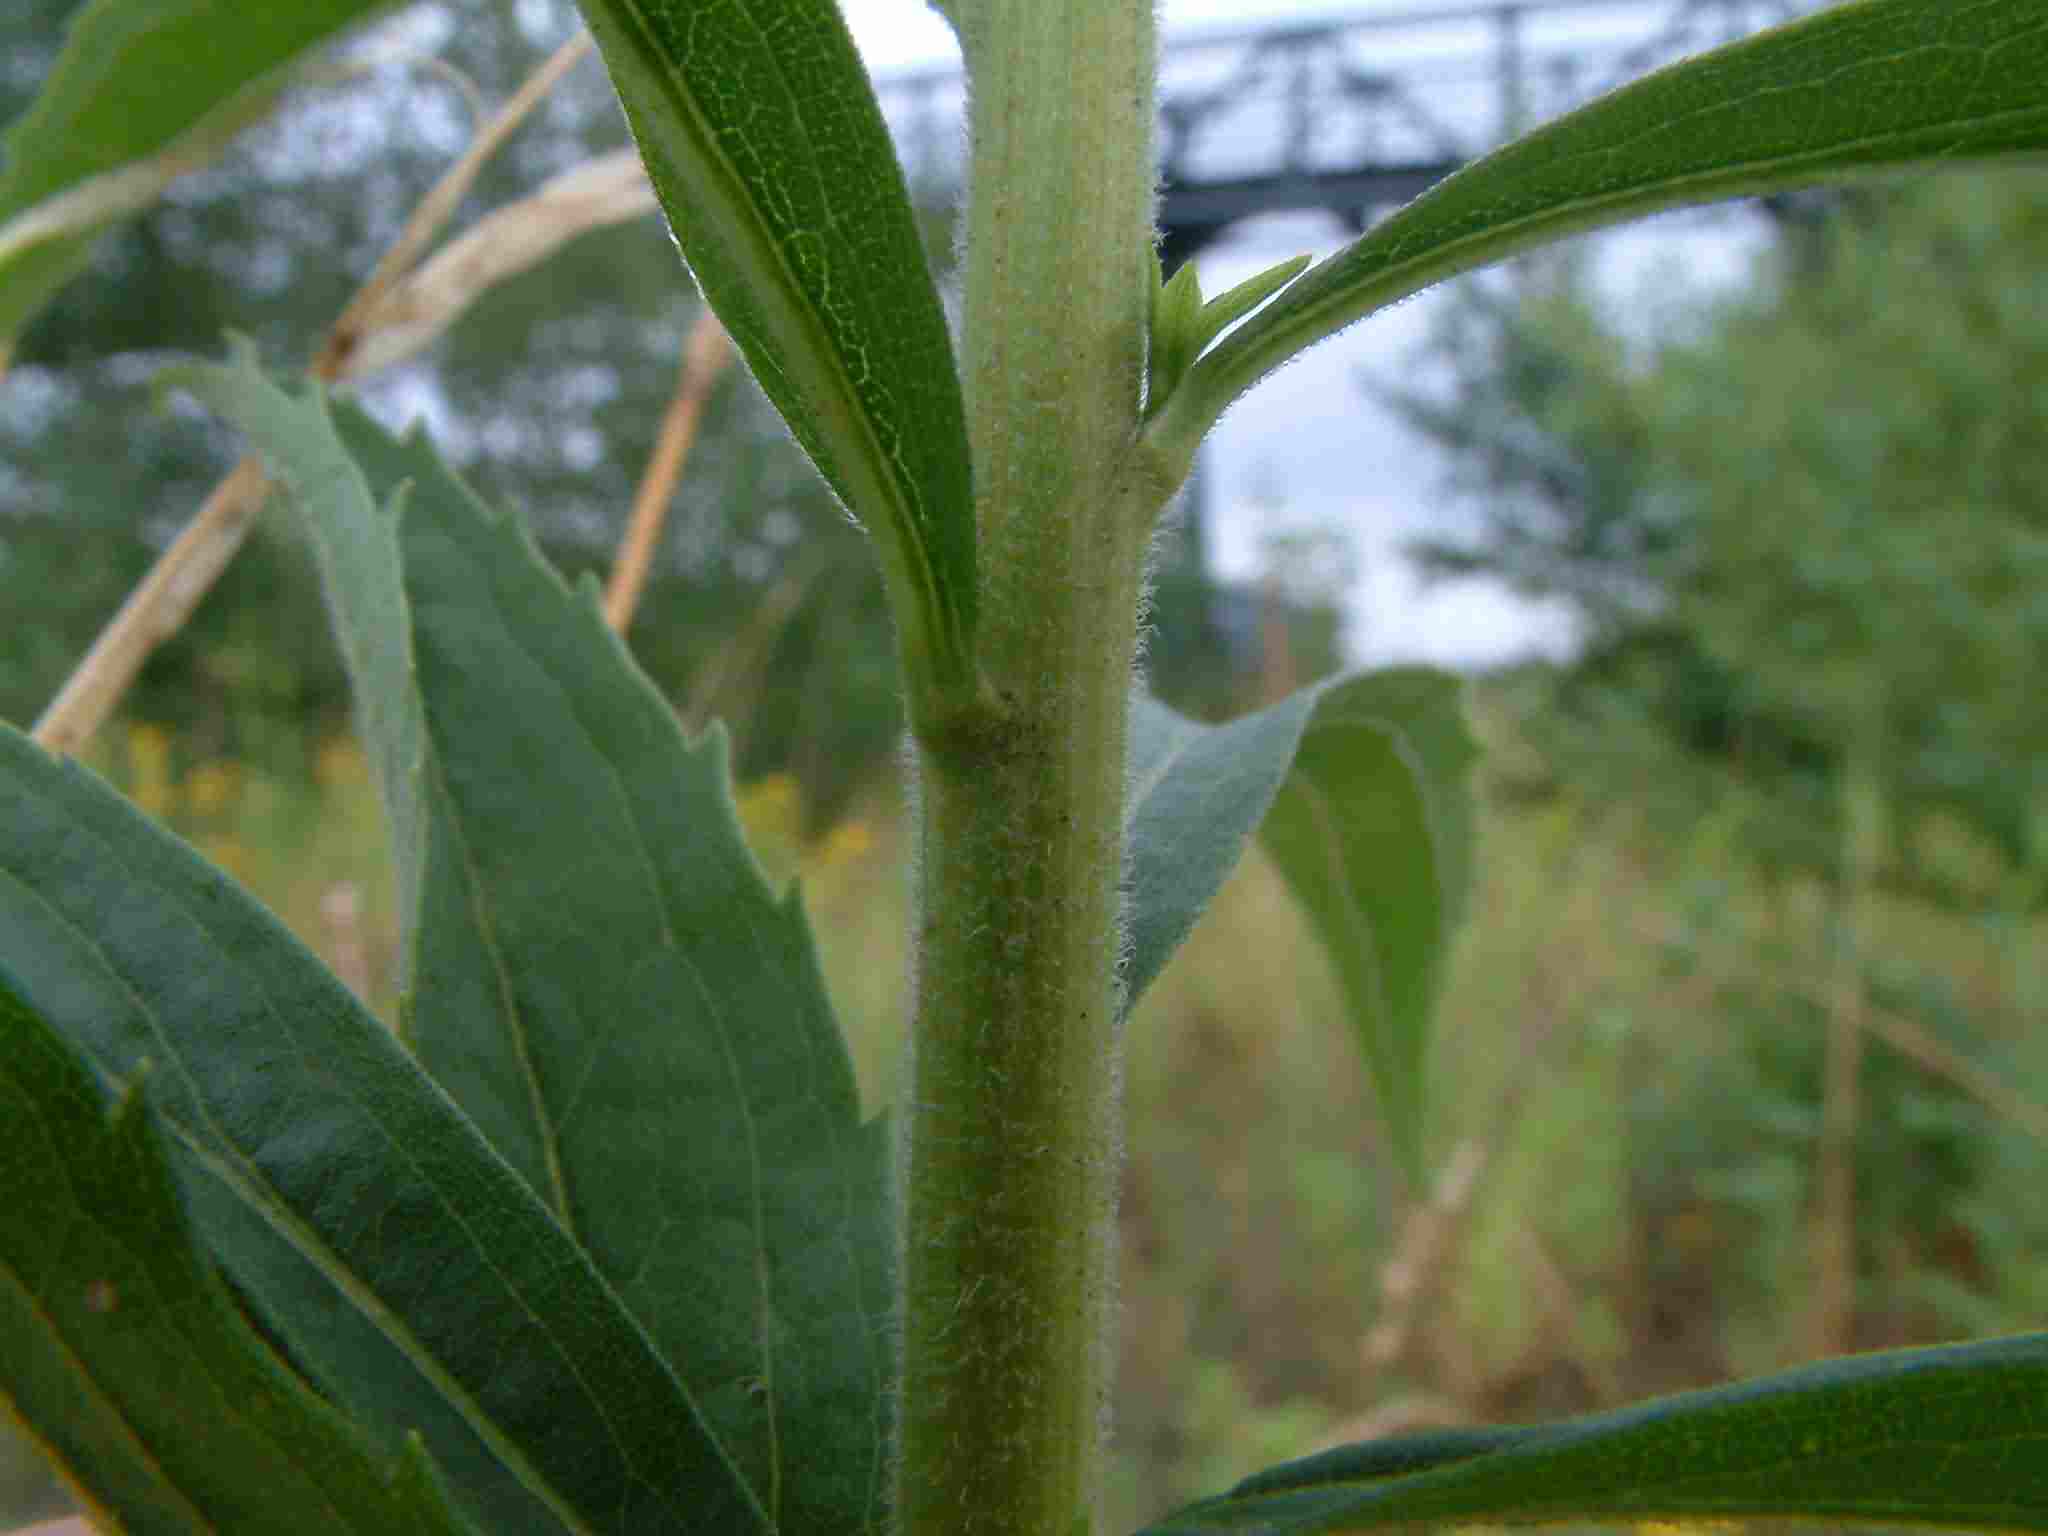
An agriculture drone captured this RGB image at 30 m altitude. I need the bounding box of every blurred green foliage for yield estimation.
[1392,172,2048,904]
[1635,913,2002,1369]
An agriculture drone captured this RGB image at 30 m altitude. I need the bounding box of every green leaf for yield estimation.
[170,347,896,1533]
[1124,670,1475,1180]
[1146,252,1310,420]
[1185,256,1311,358]
[0,728,767,1534]
[576,0,977,719]
[0,0,399,344]
[0,979,475,1536]
[1148,0,2048,462]
[1143,1333,2048,1532]
[1146,249,1205,411]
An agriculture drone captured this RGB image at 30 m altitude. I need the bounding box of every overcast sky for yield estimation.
[825,0,1774,670]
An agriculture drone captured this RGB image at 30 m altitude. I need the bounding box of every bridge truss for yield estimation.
[876,0,1819,268]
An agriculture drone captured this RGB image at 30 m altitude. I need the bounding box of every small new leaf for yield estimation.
[1146,248,1206,413]
[1189,254,1312,357]
[1145,250,1309,420]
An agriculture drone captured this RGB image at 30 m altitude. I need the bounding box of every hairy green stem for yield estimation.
[895,2,1164,1531]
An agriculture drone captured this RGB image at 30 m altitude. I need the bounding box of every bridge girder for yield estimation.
[878,0,1812,267]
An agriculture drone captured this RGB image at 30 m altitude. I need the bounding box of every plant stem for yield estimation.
[896,3,1167,1530]
[602,311,729,631]
[1813,742,1882,1357]
[32,456,271,756]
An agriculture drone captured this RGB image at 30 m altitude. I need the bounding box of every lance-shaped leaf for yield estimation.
[1124,671,1474,1182]
[0,981,475,1536]
[1147,0,2048,466]
[0,727,766,1533]
[1143,1332,2048,1533]
[172,348,896,1533]
[576,0,976,717]
[0,0,399,345]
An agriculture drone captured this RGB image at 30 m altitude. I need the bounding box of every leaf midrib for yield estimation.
[419,743,577,1230]
[606,0,958,662]
[413,541,793,1520]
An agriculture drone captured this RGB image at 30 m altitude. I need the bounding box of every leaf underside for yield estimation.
[1146,1332,2048,1532]
[172,347,896,1533]
[577,0,977,707]
[1124,671,1475,1183]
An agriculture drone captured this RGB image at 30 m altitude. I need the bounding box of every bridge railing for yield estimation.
[874,0,1817,257]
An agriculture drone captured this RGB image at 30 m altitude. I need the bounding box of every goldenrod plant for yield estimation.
[3,2,2047,1533]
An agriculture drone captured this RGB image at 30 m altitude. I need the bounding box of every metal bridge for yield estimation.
[877,0,1817,269]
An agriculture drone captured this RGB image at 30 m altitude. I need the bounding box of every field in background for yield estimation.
[5,688,2045,1529]
[1112,690,2048,1521]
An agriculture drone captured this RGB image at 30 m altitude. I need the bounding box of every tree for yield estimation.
[1398,174,2048,898]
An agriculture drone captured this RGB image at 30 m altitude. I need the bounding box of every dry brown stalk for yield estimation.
[315,30,594,380]
[1813,948,1869,1355]
[1856,992,2048,1145]
[320,881,374,1002]
[1630,883,2048,1363]
[1808,766,1880,1357]
[1363,1135,1489,1374]
[32,32,596,757]
[603,311,733,632]
[679,546,831,744]
[33,459,271,756]
[329,149,656,384]
[1363,985,1566,1393]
